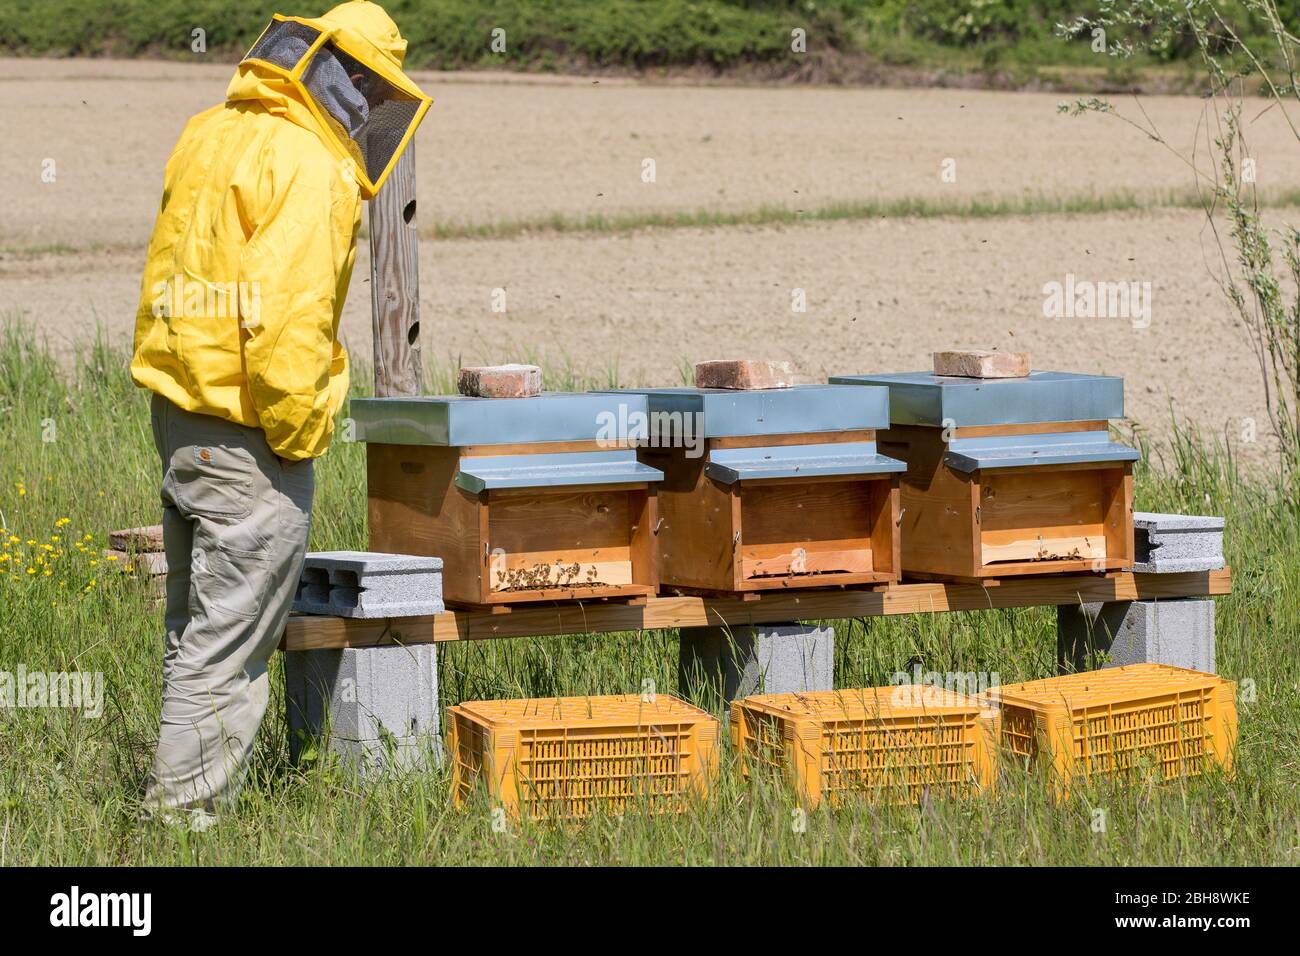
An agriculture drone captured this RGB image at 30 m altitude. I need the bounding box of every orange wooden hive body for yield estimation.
[353,393,664,607]
[601,385,906,594]
[831,371,1139,582]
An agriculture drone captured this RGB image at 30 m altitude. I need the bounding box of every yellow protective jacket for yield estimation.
[130,2,427,460]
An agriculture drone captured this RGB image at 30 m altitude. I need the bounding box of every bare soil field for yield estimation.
[5,58,1299,251]
[1,58,1293,463]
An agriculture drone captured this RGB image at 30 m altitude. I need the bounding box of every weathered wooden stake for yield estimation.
[369,142,422,398]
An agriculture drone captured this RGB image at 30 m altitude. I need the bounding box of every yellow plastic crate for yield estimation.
[730,686,995,808]
[447,694,719,819]
[988,663,1237,795]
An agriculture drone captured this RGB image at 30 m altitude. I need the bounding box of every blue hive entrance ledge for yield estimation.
[455,450,664,493]
[944,431,1140,472]
[704,441,906,484]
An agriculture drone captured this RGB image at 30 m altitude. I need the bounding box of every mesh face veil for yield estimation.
[240,14,430,196]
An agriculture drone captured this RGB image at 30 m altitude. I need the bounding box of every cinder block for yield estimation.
[933,349,1031,379]
[457,364,542,398]
[285,643,442,772]
[1132,512,1225,573]
[317,735,443,775]
[1058,598,1216,673]
[679,622,833,709]
[694,359,796,390]
[293,551,443,619]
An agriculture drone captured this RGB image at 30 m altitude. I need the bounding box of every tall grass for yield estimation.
[0,319,1296,865]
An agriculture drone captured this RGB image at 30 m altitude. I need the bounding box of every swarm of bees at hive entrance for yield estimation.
[498,560,606,592]
[1033,535,1087,561]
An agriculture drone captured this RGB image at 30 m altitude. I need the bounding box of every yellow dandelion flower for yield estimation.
[106,554,119,562]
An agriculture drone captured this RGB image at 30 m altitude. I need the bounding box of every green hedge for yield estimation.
[1,0,1293,69]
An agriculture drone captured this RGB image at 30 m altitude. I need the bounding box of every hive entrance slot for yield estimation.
[978,467,1122,567]
[486,487,640,594]
[738,479,878,581]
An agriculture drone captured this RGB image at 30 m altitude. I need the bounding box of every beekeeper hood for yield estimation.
[228,1,430,198]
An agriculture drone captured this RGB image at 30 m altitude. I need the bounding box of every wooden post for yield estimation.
[369,142,422,398]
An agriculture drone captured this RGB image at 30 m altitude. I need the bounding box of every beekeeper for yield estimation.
[130,1,430,822]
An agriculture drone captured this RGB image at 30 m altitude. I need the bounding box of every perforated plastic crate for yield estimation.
[987,663,1237,795]
[447,694,719,819]
[730,686,995,808]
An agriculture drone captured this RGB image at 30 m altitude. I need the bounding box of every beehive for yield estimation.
[731,686,995,808]
[830,369,1138,581]
[987,663,1237,796]
[447,694,720,819]
[353,393,663,607]
[601,384,905,594]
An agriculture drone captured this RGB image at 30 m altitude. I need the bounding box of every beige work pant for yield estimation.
[144,394,313,811]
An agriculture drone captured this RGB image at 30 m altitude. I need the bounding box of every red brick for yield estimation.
[933,350,1031,379]
[457,364,543,398]
[694,359,796,390]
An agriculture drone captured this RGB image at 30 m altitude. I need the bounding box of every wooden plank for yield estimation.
[369,142,422,398]
[109,525,165,552]
[741,548,872,578]
[880,424,978,579]
[460,439,627,457]
[981,533,1107,565]
[367,444,485,605]
[641,447,737,591]
[281,568,1233,650]
[951,421,1107,439]
[707,430,875,450]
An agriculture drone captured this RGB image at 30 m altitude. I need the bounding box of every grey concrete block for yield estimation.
[317,734,443,774]
[293,550,443,619]
[1058,598,1216,673]
[679,622,834,709]
[1132,512,1225,573]
[285,643,442,772]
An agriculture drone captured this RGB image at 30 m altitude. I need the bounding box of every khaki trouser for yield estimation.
[145,394,313,811]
